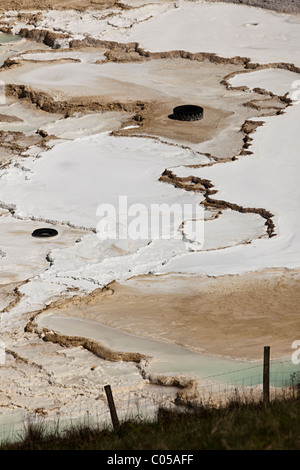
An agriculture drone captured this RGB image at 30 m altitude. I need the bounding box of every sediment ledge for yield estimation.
[44,330,148,363]
[159,169,275,237]
[1,282,28,313]
[19,27,70,48]
[25,317,149,364]
[5,83,148,117]
[14,27,300,78]
[23,303,209,407]
[146,374,201,406]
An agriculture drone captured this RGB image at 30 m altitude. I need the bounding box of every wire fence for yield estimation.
[0,358,299,445]
[193,359,299,388]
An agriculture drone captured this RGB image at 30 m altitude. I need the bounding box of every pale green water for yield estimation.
[40,314,300,388]
[0,33,21,44]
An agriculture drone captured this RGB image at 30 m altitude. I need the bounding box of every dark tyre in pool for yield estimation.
[172,105,204,121]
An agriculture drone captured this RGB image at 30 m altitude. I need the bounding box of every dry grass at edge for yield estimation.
[1,392,299,450]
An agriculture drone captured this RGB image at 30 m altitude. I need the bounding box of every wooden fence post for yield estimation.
[104,384,120,431]
[263,346,270,404]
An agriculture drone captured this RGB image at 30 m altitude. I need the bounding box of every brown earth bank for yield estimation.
[36,269,300,361]
[0,0,300,14]
[0,0,125,11]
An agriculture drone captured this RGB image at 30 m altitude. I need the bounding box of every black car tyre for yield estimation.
[172,105,204,121]
[31,228,59,238]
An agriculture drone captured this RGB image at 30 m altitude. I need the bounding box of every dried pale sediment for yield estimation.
[0,5,299,419]
[0,0,299,14]
[0,36,296,274]
[1,43,294,154]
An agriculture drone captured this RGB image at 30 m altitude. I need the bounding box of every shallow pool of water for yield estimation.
[0,33,21,44]
[39,314,299,388]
